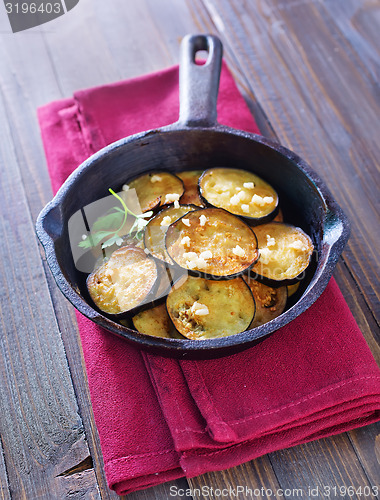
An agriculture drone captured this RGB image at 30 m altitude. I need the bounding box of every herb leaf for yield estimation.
[92,210,125,233]
[78,187,152,251]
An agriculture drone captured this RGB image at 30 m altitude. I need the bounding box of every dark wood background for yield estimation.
[0,0,379,498]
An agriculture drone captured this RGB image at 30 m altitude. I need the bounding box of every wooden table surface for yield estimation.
[0,0,379,498]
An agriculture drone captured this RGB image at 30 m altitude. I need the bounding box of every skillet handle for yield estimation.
[179,34,223,127]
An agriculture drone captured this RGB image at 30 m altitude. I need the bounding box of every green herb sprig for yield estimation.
[79,188,152,250]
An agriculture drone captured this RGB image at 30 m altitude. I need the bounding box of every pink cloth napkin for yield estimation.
[38,62,380,495]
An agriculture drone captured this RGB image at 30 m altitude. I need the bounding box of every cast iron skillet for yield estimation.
[36,34,350,359]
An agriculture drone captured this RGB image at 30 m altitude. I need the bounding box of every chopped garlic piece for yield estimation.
[183,251,208,270]
[190,302,209,316]
[243,182,255,189]
[199,250,213,260]
[290,240,307,251]
[122,184,130,191]
[266,235,276,247]
[182,218,191,227]
[150,174,162,183]
[185,260,197,270]
[251,194,274,206]
[174,200,180,209]
[196,257,207,269]
[181,236,191,246]
[230,194,240,205]
[185,257,207,269]
[161,216,172,226]
[183,252,198,260]
[230,191,246,205]
[232,245,245,257]
[259,247,272,264]
[199,214,208,226]
[241,204,250,213]
[164,193,180,204]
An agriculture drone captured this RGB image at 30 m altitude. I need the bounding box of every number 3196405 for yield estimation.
[5,3,62,14]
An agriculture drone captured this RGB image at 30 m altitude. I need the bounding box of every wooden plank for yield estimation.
[126,478,190,500]
[0,437,11,500]
[348,423,380,491]
[323,0,380,81]
[0,88,99,498]
[199,0,380,327]
[188,457,282,499]
[333,259,380,364]
[269,435,378,499]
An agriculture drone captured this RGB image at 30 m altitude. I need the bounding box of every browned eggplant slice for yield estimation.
[287,282,300,298]
[177,170,205,206]
[144,204,197,263]
[273,208,283,222]
[199,168,279,224]
[166,275,255,340]
[86,245,158,316]
[165,208,259,278]
[132,303,185,339]
[250,222,314,286]
[127,172,184,213]
[243,275,287,328]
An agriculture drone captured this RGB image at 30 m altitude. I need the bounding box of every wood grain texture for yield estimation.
[269,435,377,499]
[188,457,282,499]
[0,438,11,500]
[0,0,379,498]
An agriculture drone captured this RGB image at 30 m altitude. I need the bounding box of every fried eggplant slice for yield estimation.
[243,275,287,328]
[127,172,184,213]
[144,204,197,263]
[287,282,300,298]
[177,170,205,206]
[273,208,283,222]
[166,276,255,340]
[87,245,158,316]
[250,222,314,285]
[199,168,279,223]
[165,208,259,278]
[132,303,184,339]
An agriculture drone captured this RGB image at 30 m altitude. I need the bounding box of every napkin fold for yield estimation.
[38,62,380,495]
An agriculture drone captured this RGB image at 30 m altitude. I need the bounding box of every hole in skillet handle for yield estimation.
[195,51,209,65]
[179,34,223,128]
